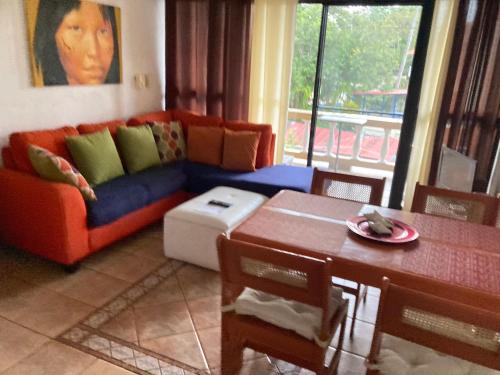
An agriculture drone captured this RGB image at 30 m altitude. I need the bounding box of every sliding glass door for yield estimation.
[285,1,434,207]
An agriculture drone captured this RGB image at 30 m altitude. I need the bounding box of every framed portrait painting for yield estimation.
[25,0,122,87]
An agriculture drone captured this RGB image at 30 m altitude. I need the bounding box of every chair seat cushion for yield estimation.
[375,335,499,375]
[87,162,187,227]
[224,287,343,347]
[184,162,313,197]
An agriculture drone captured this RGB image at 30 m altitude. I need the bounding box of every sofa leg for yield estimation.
[64,262,81,273]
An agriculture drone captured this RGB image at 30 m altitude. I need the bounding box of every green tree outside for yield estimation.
[289,5,421,115]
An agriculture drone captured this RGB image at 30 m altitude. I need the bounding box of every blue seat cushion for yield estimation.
[184,162,313,197]
[87,162,187,227]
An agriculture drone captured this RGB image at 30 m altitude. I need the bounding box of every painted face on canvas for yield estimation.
[55,1,114,85]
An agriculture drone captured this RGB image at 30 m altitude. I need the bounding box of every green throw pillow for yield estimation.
[66,128,125,186]
[117,125,161,174]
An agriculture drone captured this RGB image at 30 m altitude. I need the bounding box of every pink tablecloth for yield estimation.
[232,190,500,313]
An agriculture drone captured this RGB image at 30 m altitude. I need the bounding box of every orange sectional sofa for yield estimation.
[0,110,276,269]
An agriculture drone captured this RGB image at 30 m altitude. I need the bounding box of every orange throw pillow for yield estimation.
[187,126,224,166]
[223,121,273,168]
[222,130,261,172]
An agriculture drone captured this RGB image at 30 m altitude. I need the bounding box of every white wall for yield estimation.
[0,0,165,162]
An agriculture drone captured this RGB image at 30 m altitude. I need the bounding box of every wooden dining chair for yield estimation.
[217,235,348,375]
[311,167,386,337]
[311,168,386,206]
[411,182,500,226]
[366,277,500,374]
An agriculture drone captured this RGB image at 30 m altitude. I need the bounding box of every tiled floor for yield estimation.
[0,223,378,374]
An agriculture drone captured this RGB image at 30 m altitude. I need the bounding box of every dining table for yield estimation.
[230,190,500,314]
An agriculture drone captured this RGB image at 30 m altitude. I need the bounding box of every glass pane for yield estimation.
[317,5,421,205]
[284,112,309,162]
[385,129,400,164]
[314,118,330,154]
[331,123,357,157]
[289,4,322,112]
[284,4,422,207]
[284,119,307,153]
[359,127,384,161]
[320,6,421,117]
[284,4,322,167]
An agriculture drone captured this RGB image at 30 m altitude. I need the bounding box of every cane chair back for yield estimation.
[367,278,500,372]
[411,182,499,226]
[311,168,385,205]
[310,167,384,337]
[218,236,334,337]
[217,235,348,375]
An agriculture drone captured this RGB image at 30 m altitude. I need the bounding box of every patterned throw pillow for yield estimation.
[149,121,186,163]
[28,145,97,201]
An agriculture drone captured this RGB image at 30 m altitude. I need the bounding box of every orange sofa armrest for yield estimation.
[269,133,276,165]
[1,147,16,170]
[0,169,89,265]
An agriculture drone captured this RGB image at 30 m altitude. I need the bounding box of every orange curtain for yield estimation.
[165,0,253,121]
[429,0,500,191]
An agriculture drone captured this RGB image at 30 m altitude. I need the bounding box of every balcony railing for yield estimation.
[284,108,402,173]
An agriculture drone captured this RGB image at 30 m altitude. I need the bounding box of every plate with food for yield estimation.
[346,210,419,243]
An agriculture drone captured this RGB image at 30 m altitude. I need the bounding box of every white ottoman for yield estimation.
[163,186,267,270]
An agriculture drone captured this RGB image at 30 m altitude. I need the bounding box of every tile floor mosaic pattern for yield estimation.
[57,260,377,374]
[0,224,376,374]
[58,261,203,375]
